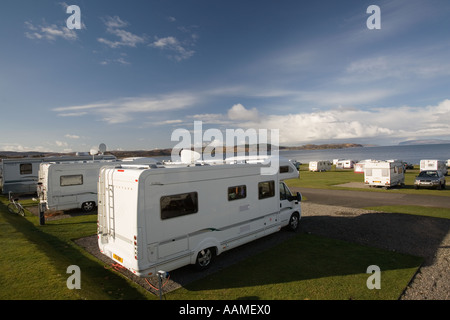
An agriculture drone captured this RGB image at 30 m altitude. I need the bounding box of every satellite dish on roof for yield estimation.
[180,149,201,164]
[98,143,107,154]
[90,147,99,156]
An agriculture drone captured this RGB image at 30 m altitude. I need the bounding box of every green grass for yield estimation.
[0,195,423,300]
[364,205,450,220]
[0,197,155,300]
[286,165,450,197]
[167,233,422,300]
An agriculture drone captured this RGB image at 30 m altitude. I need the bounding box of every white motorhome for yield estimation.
[364,160,405,188]
[37,159,118,212]
[1,155,116,194]
[309,161,331,172]
[420,160,448,176]
[97,157,302,277]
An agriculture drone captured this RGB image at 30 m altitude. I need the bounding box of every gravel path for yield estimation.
[75,201,450,300]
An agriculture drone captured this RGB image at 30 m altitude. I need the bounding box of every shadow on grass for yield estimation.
[0,205,151,300]
[164,211,446,297]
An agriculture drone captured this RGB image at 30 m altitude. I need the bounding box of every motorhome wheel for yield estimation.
[195,248,214,270]
[288,213,300,231]
[81,201,95,212]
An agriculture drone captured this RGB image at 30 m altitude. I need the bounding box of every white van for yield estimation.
[97,158,302,276]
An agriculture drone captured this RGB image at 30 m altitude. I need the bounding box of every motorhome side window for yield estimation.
[160,192,198,220]
[258,181,275,199]
[279,182,292,200]
[279,166,289,173]
[20,163,32,175]
[60,175,83,186]
[228,185,247,201]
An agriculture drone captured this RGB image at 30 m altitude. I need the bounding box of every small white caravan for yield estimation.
[37,159,117,212]
[97,157,302,277]
[309,161,331,172]
[420,160,447,176]
[364,160,405,188]
[336,159,355,170]
[1,155,116,194]
[354,160,373,173]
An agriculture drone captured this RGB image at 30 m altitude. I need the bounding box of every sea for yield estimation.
[279,143,450,165]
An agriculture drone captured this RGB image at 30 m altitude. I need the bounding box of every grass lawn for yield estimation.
[286,164,450,197]
[168,233,422,300]
[364,205,450,220]
[0,196,422,300]
[0,197,154,300]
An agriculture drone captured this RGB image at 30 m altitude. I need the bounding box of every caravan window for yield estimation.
[60,175,83,186]
[20,163,32,175]
[160,192,198,220]
[258,181,275,199]
[228,185,247,201]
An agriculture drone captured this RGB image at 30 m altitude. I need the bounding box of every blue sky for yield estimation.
[1,0,450,153]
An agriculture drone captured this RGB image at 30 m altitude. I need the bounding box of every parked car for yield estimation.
[403,162,414,170]
[414,170,446,189]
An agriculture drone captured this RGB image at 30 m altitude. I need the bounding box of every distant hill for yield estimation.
[0,151,70,159]
[399,139,450,146]
[279,143,363,150]
[0,143,364,160]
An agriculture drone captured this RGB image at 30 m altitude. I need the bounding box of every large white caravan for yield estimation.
[364,160,405,188]
[97,158,302,277]
[420,160,447,176]
[309,161,331,172]
[1,155,116,194]
[37,159,118,212]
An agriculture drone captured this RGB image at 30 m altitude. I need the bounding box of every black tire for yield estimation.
[288,212,300,232]
[195,248,214,271]
[81,201,95,212]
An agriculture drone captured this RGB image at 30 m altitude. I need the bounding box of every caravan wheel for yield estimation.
[195,248,214,271]
[81,201,95,212]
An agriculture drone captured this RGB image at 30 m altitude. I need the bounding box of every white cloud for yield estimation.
[24,21,78,41]
[98,16,146,48]
[227,104,259,121]
[187,100,450,146]
[150,36,195,61]
[55,140,68,147]
[53,93,200,124]
[237,100,450,145]
[65,134,80,139]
